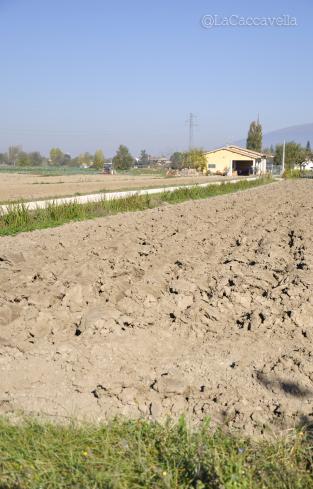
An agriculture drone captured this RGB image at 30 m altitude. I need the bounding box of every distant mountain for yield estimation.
[236,123,313,149]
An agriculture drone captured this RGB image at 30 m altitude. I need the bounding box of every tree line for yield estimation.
[1,123,311,172]
[0,145,133,170]
[169,149,207,171]
[0,144,208,172]
[246,119,313,169]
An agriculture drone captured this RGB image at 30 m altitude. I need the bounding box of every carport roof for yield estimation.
[204,145,272,159]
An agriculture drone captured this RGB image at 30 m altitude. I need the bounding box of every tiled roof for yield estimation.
[204,145,271,158]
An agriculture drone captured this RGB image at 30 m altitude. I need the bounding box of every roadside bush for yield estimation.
[283,168,302,178]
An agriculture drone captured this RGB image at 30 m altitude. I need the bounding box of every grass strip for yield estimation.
[0,417,312,489]
[0,177,273,237]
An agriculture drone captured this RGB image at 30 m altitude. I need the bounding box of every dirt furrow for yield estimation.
[0,179,313,435]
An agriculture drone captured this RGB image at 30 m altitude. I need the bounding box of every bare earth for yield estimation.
[0,173,230,202]
[1,180,313,436]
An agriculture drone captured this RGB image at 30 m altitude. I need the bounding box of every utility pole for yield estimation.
[281,140,286,175]
[186,113,197,150]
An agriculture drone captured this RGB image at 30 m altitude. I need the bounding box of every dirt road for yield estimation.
[0,172,231,202]
[0,180,312,435]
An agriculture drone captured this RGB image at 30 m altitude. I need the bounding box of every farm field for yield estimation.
[0,171,244,203]
[1,179,312,437]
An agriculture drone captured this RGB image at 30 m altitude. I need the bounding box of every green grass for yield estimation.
[0,166,166,177]
[117,167,167,177]
[0,177,273,237]
[0,166,99,176]
[0,417,312,488]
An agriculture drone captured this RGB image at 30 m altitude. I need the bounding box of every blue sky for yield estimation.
[0,0,312,157]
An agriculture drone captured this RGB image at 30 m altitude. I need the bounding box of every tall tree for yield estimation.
[246,120,263,152]
[49,147,64,166]
[304,141,313,165]
[16,152,30,167]
[63,153,71,166]
[170,152,184,169]
[93,149,105,170]
[78,152,93,167]
[112,145,134,170]
[0,153,8,165]
[305,140,312,160]
[139,149,149,166]
[8,145,22,166]
[29,151,44,166]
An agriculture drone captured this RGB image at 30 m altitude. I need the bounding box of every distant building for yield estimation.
[135,157,148,168]
[295,160,313,171]
[103,160,114,174]
[204,145,273,176]
[148,156,171,167]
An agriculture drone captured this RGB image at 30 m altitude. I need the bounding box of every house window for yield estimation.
[208,164,216,169]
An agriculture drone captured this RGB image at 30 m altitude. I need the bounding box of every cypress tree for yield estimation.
[246,120,263,152]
